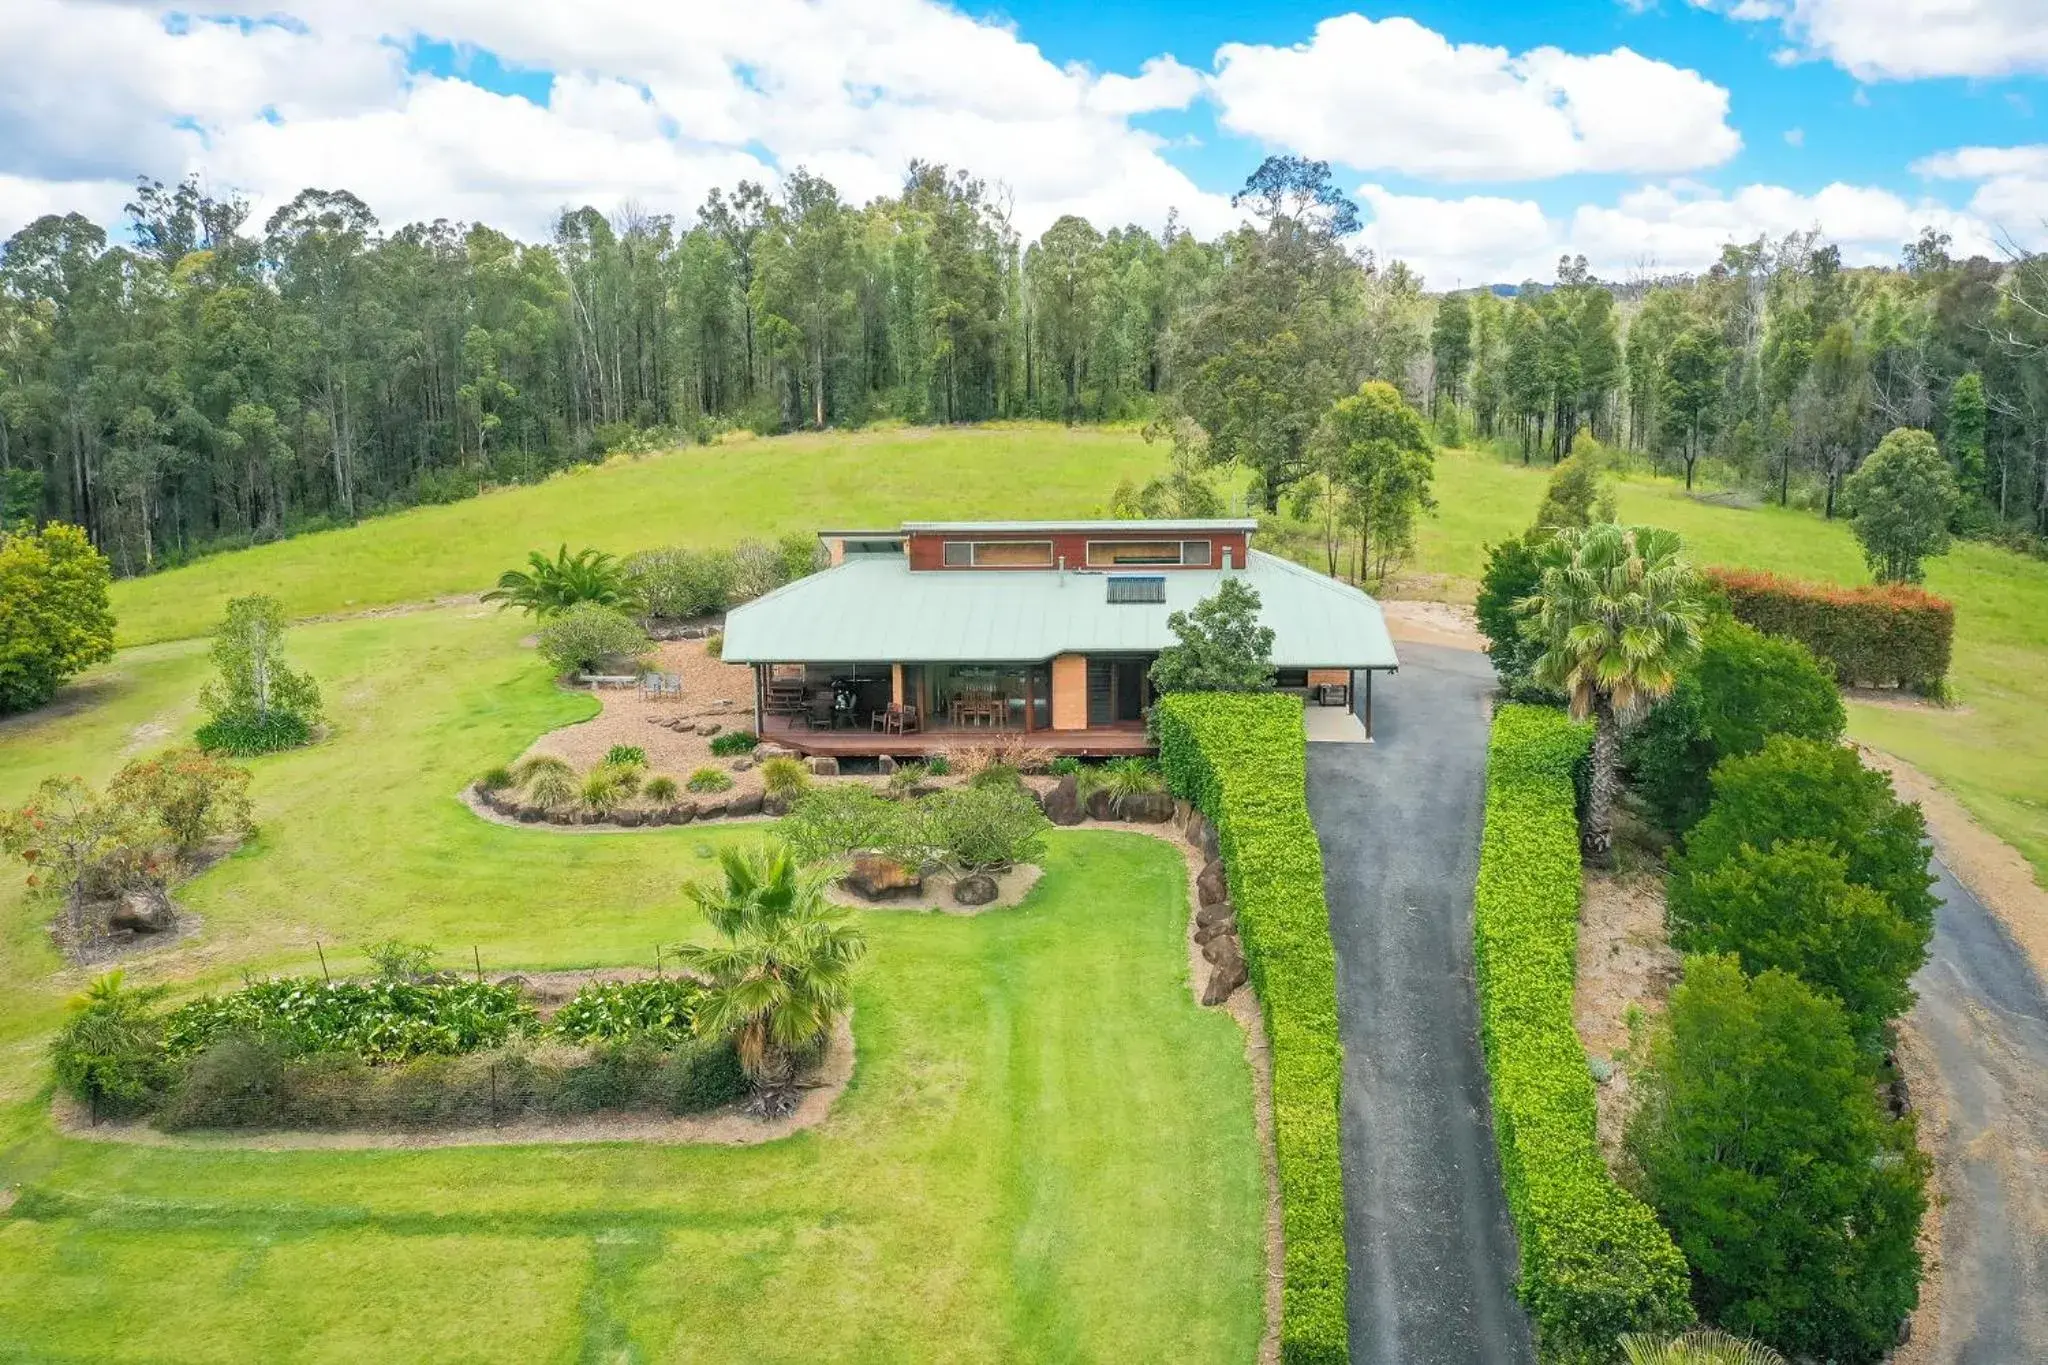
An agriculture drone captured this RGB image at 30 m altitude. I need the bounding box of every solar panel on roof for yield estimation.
[1106,575,1166,604]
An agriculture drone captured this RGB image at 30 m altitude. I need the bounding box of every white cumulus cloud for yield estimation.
[1688,0,2048,81]
[1914,144,2048,239]
[1211,13,1741,180]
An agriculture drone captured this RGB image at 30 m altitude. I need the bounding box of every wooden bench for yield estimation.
[577,674,640,689]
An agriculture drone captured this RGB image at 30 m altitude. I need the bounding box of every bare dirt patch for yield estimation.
[1379,597,1484,652]
[1846,688,1972,716]
[1575,868,1679,1164]
[826,863,1043,914]
[1891,1017,1951,1365]
[53,1012,855,1151]
[1858,745,2048,985]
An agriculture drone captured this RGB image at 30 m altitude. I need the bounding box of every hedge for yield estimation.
[1475,707,1693,1361]
[1706,568,1953,694]
[1156,692,1347,1365]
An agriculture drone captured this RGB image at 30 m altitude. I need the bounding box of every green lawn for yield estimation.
[110,424,1167,647]
[0,609,1263,1362]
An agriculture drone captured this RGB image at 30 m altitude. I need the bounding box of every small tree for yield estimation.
[1,776,167,933]
[674,843,866,1115]
[534,603,652,676]
[0,522,116,715]
[1627,956,1927,1362]
[1474,535,1548,696]
[1674,735,1937,936]
[1668,839,1927,1042]
[482,545,637,618]
[1150,578,1275,694]
[196,595,322,754]
[780,785,916,868]
[1942,372,1987,502]
[1659,328,1725,490]
[917,782,1049,873]
[107,747,254,860]
[1522,524,1706,863]
[1307,380,1436,583]
[1842,428,1959,584]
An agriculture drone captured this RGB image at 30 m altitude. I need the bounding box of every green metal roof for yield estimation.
[721,550,1400,669]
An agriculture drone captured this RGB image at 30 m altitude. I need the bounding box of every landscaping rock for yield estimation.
[1185,811,1220,860]
[696,722,723,737]
[1174,798,1192,827]
[908,782,941,799]
[762,792,792,818]
[1196,858,1230,908]
[1203,942,1248,1005]
[1195,898,1236,931]
[727,790,764,818]
[696,799,728,820]
[730,757,754,772]
[108,886,176,934]
[1119,791,1175,823]
[1084,788,1116,821]
[808,756,840,776]
[878,755,897,775]
[756,744,797,760]
[515,805,543,824]
[1194,915,1237,945]
[1042,775,1083,826]
[1201,930,1240,965]
[670,802,699,824]
[547,808,575,825]
[613,809,644,827]
[951,872,1000,906]
[844,854,922,901]
[495,975,530,991]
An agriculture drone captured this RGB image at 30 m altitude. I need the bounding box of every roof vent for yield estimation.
[1107,575,1166,605]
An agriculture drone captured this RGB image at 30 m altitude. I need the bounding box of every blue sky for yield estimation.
[4,0,2045,285]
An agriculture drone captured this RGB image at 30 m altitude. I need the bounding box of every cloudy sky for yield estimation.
[4,0,2045,286]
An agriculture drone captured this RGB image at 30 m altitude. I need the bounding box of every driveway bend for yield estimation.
[1910,859,2048,1364]
[1306,643,1534,1365]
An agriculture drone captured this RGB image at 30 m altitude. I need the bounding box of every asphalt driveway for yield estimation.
[1910,860,2048,1364]
[1305,643,1534,1365]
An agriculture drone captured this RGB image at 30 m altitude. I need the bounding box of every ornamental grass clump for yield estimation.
[708,731,759,757]
[687,767,734,794]
[760,756,809,799]
[643,774,681,806]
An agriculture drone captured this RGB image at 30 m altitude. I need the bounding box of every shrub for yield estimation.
[924,754,952,777]
[549,978,707,1044]
[1475,534,1550,697]
[50,972,171,1119]
[1668,840,1927,1043]
[1628,956,1927,1362]
[1154,692,1348,1365]
[1,776,169,914]
[102,747,256,860]
[780,785,914,866]
[581,768,626,814]
[197,595,322,752]
[760,756,809,799]
[686,767,734,794]
[482,545,637,618]
[477,765,515,792]
[885,761,927,793]
[643,774,680,805]
[0,522,116,716]
[655,1036,749,1113]
[1706,568,1953,694]
[604,744,646,768]
[708,730,760,757]
[1048,755,1082,776]
[158,1033,287,1130]
[364,939,436,981]
[622,546,732,619]
[163,978,536,1064]
[1150,578,1275,693]
[919,782,1048,872]
[527,766,576,810]
[535,602,652,676]
[967,762,1020,790]
[1623,623,1844,835]
[1673,736,1937,936]
[705,631,724,660]
[1472,706,1693,1357]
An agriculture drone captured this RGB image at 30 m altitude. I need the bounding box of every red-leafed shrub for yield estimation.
[1705,568,1953,694]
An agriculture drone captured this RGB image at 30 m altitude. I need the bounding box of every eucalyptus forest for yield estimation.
[2,157,2045,578]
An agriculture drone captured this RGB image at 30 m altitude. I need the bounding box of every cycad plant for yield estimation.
[482,545,638,618]
[1619,1329,1785,1365]
[673,843,866,1116]
[1521,523,1705,864]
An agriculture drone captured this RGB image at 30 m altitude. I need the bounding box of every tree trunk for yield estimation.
[1583,695,1620,867]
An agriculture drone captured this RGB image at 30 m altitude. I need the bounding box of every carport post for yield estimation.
[1363,668,1373,739]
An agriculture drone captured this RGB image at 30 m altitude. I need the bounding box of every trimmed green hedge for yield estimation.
[1156,692,1347,1365]
[1706,567,1953,694]
[1475,706,1693,1361]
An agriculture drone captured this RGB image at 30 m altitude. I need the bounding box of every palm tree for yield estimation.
[1521,523,1705,864]
[673,843,866,1116]
[1619,1328,1785,1364]
[481,545,637,618]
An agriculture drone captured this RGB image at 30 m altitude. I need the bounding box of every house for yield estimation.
[719,518,1400,756]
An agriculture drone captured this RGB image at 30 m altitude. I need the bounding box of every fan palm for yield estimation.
[1521,523,1705,864]
[673,843,866,1115]
[481,545,637,618]
[1618,1328,1785,1364]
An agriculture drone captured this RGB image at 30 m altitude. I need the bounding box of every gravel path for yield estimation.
[1906,859,2048,1364]
[1305,642,1534,1365]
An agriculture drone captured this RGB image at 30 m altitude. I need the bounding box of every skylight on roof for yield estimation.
[1106,575,1166,604]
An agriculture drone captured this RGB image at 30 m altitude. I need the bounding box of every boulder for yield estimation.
[1195,858,1230,909]
[1174,798,1192,827]
[1195,899,1236,931]
[1084,788,1116,821]
[878,755,898,775]
[727,790,764,818]
[730,757,754,772]
[757,744,797,760]
[696,722,723,737]
[951,872,1000,906]
[762,792,792,818]
[1119,791,1175,823]
[1042,775,1083,826]
[1202,943,1248,1005]
[807,756,840,777]
[1185,811,1220,861]
[1201,930,1241,965]
[613,809,644,828]
[515,805,544,824]
[1193,916,1237,946]
[844,854,922,901]
[547,808,576,825]
[697,799,729,820]
[107,886,177,934]
[670,801,699,825]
